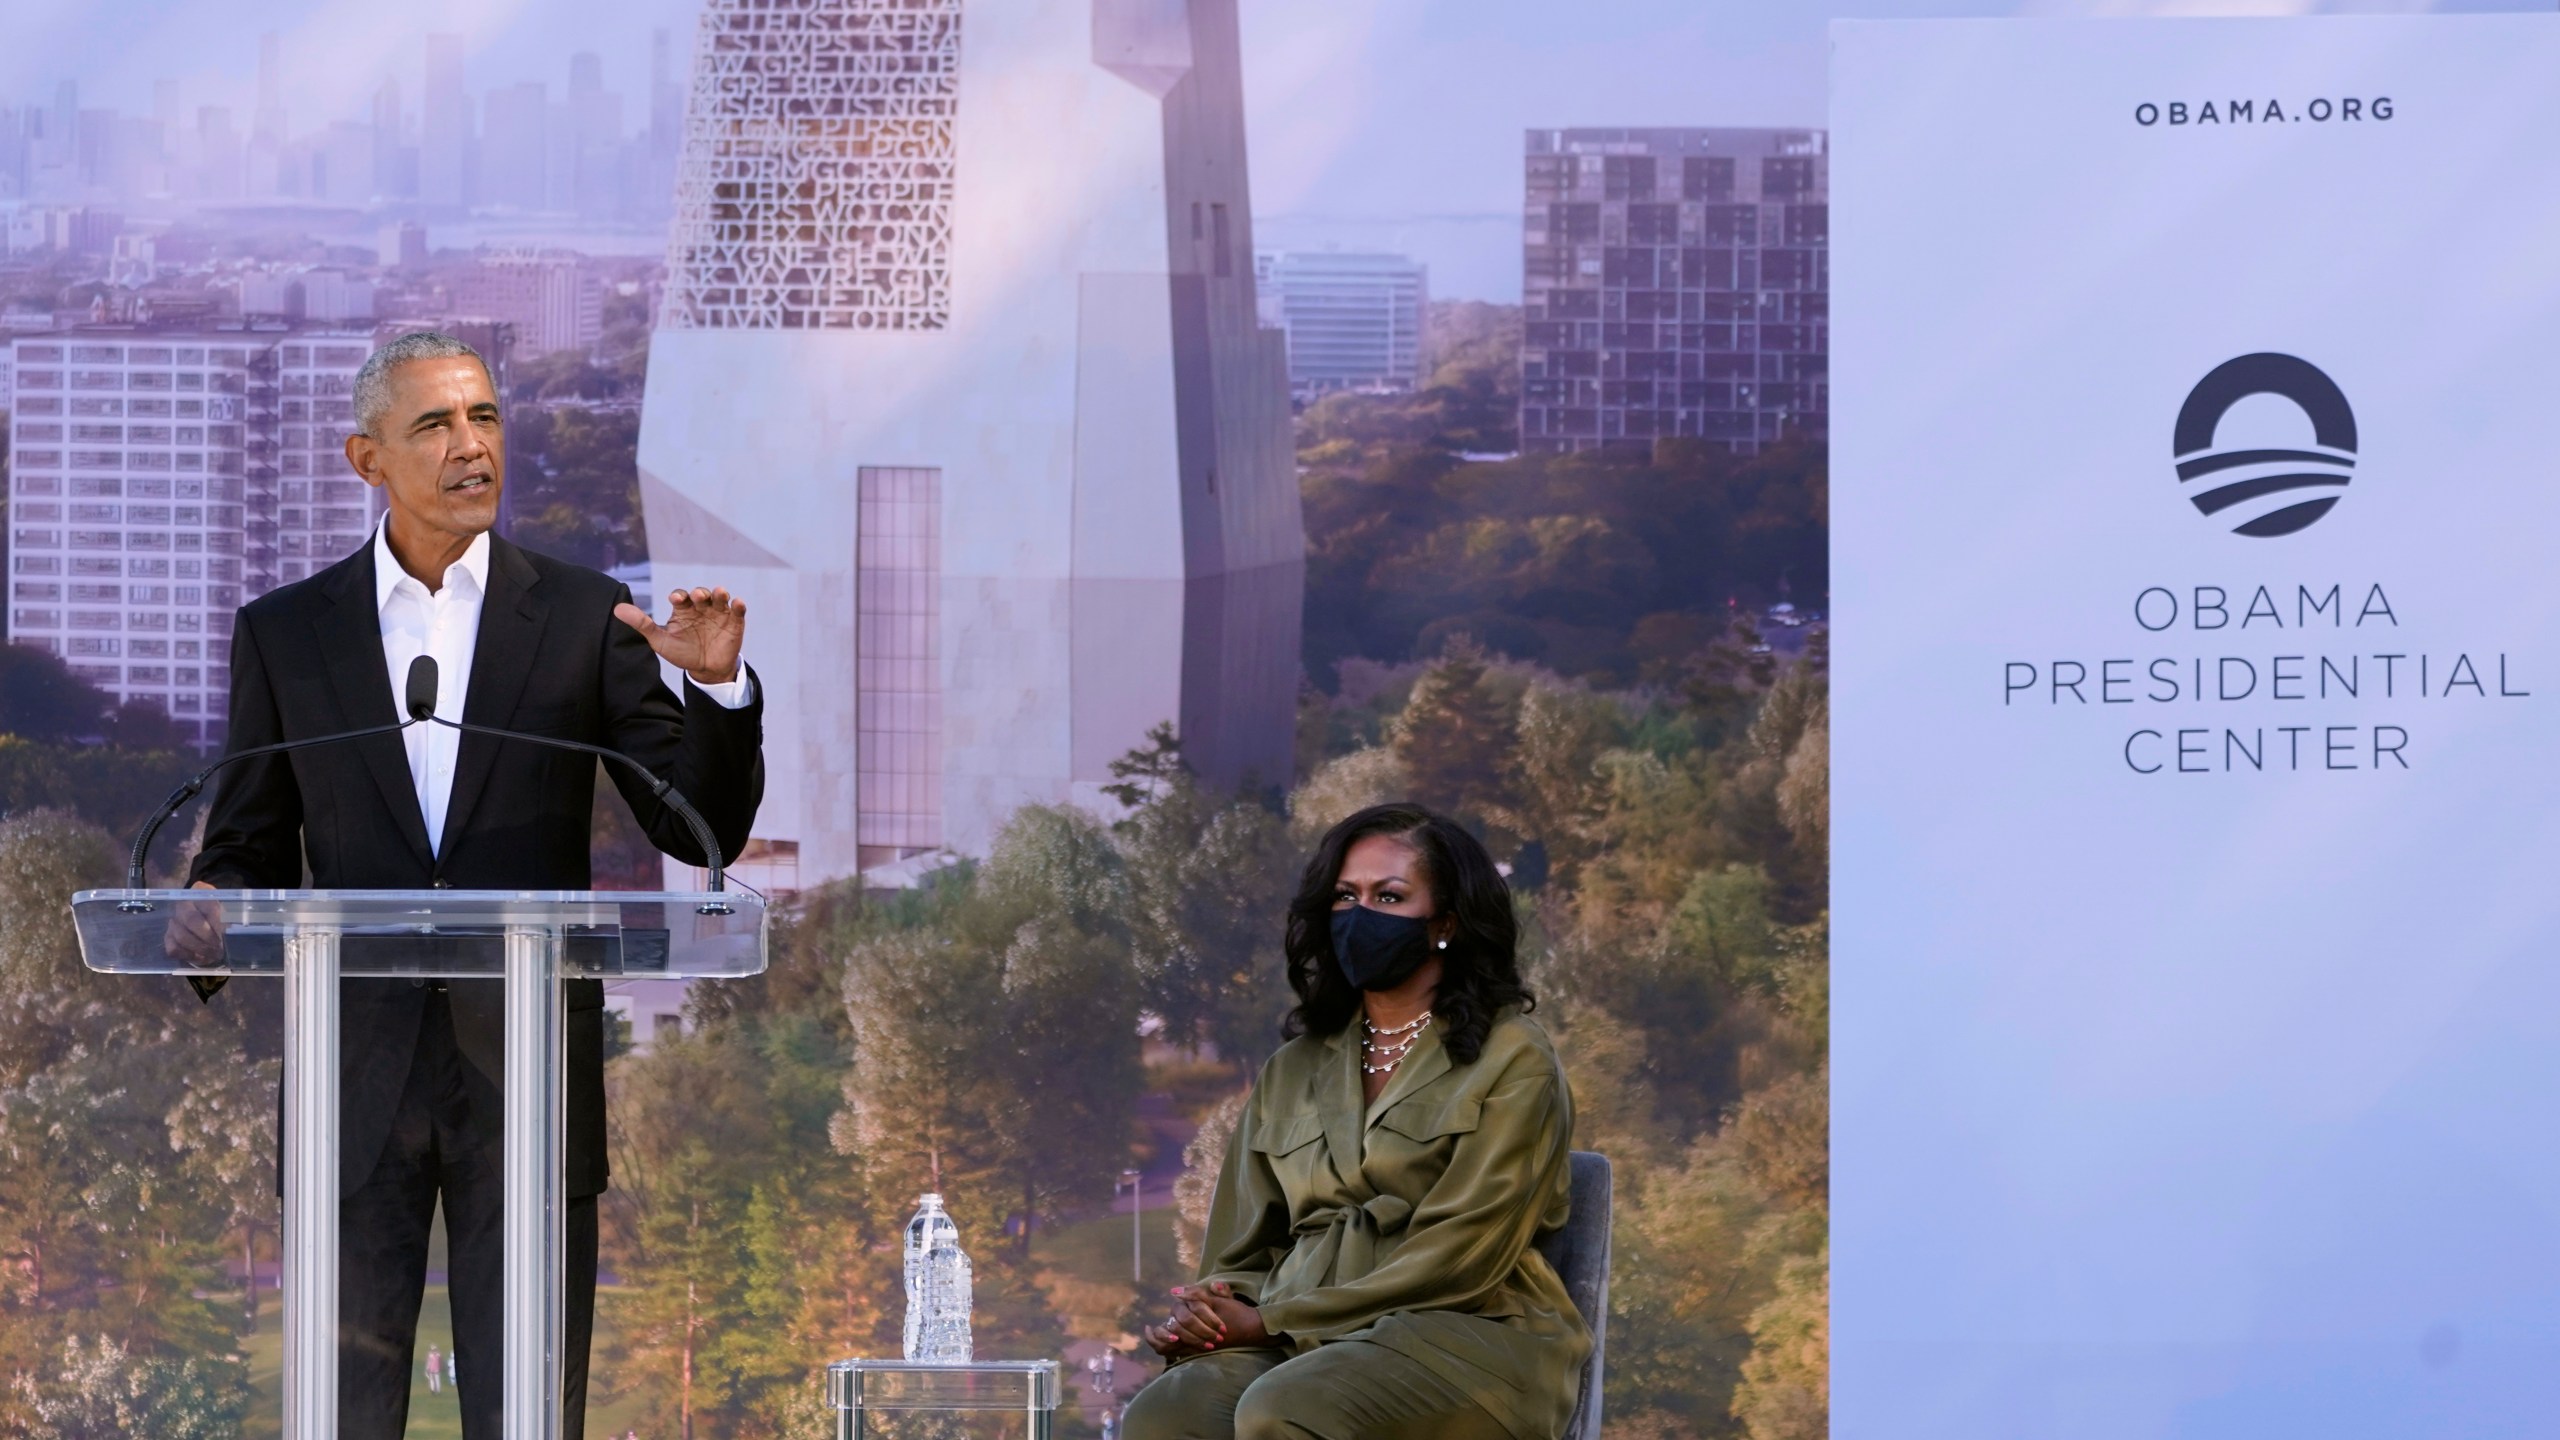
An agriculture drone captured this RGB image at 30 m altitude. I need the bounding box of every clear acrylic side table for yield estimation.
[826,1359,1061,1439]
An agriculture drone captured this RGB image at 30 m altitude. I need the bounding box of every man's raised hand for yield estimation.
[614,586,747,687]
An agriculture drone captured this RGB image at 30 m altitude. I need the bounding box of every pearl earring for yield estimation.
[1436,939,1448,950]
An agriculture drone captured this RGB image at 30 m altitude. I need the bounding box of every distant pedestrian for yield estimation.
[447,1351,458,1390]
[424,1345,443,1394]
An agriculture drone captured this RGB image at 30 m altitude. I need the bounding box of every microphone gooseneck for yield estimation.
[122,715,418,906]
[126,652,731,914]
[402,656,730,908]
[416,713,732,912]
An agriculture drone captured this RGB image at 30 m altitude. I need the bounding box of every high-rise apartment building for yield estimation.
[5,327,379,746]
[378,221,428,271]
[640,0,1303,890]
[1253,250,1427,397]
[648,28,684,211]
[449,252,600,357]
[565,53,624,221]
[371,80,406,203]
[1521,127,1828,455]
[0,108,29,199]
[196,106,242,203]
[253,34,285,148]
[422,34,470,210]
[482,83,550,212]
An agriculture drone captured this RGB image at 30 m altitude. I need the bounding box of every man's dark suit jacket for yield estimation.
[188,533,765,1198]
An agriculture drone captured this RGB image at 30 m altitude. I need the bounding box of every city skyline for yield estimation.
[0,0,2266,301]
[0,30,680,226]
[16,0,2515,298]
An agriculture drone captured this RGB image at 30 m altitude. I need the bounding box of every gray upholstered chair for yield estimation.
[1533,1150,1613,1440]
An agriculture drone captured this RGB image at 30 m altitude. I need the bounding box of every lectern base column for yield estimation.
[503,925,566,1440]
[281,924,340,1440]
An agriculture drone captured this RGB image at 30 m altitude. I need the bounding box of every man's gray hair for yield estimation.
[352,331,492,438]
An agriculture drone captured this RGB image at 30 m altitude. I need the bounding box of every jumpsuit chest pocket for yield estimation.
[1374,1095,1482,1144]
[1246,1113,1326,1158]
[1365,1095,1482,1192]
[1245,1112,1329,1189]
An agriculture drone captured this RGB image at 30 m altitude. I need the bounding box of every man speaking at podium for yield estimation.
[181,331,766,1438]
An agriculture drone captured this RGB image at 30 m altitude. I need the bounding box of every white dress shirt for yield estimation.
[373,522,752,856]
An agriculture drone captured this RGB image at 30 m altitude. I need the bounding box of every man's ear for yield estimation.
[344,432,385,487]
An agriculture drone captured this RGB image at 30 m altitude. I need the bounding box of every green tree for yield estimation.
[505,405,647,570]
[1387,636,1519,838]
[1493,678,1630,889]
[1286,747,1411,850]
[0,738,198,854]
[10,1333,250,1440]
[0,811,258,1436]
[847,806,1144,1259]
[603,1004,882,1438]
[1732,1246,1827,1440]
[1106,728,1298,1065]
[0,646,111,742]
[166,1053,281,1328]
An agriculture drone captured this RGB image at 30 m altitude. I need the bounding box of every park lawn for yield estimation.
[243,1282,645,1439]
[237,1206,1174,1437]
[1029,1201,1185,1328]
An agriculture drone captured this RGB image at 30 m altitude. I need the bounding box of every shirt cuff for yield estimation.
[691,665,756,709]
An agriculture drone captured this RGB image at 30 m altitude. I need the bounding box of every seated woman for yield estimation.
[1122,802,1588,1440]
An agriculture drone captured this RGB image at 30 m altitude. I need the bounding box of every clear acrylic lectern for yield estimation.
[69,888,769,1440]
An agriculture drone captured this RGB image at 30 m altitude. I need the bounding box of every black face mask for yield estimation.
[1329,905,1437,992]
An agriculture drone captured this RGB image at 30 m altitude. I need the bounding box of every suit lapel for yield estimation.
[313,546,436,870]
[436,536,548,860]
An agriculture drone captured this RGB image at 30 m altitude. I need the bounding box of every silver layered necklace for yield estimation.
[1362,1010,1433,1075]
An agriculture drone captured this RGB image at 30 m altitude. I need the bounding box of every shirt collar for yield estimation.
[373,518,492,609]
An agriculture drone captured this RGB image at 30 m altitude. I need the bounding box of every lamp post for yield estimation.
[1118,1169,1143,1284]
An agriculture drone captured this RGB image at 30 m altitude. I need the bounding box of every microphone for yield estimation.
[406,651,438,722]
[400,656,732,911]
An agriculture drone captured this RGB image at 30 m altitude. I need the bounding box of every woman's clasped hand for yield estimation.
[1144,1280,1278,1356]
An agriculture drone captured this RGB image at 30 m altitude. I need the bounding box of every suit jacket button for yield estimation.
[431,878,452,889]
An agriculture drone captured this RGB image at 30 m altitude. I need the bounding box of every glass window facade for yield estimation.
[1522,127,1829,456]
[1253,250,1429,399]
[855,465,944,867]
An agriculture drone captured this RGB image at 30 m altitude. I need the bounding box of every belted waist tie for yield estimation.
[1289,1193,1414,1284]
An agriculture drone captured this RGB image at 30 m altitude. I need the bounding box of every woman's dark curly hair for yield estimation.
[1282,802,1534,1066]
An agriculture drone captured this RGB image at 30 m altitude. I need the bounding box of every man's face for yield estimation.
[349,356,504,544]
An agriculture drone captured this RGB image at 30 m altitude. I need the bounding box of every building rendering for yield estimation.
[1253,250,1427,397]
[1521,127,1828,455]
[638,0,1304,890]
[5,326,379,745]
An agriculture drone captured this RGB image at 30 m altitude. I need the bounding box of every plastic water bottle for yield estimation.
[902,1193,975,1361]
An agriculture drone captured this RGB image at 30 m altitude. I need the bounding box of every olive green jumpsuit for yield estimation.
[1123,1010,1589,1440]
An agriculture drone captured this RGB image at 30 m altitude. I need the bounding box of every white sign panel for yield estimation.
[1833,17,2560,1438]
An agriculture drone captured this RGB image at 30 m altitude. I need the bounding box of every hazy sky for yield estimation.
[0,0,2535,297]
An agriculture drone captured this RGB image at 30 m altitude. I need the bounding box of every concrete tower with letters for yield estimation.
[638,0,1302,889]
